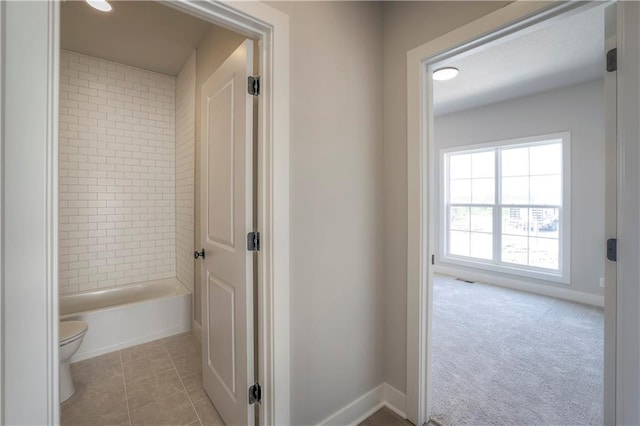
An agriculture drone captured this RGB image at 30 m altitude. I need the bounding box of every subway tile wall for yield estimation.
[59,50,176,294]
[175,53,196,293]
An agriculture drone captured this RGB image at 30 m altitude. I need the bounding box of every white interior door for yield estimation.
[200,40,255,426]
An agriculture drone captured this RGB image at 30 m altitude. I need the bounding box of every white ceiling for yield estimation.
[61,1,214,76]
[433,6,605,116]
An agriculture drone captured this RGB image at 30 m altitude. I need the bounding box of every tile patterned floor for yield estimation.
[61,332,225,426]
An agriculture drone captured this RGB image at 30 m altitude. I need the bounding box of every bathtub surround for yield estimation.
[59,50,176,294]
[175,52,196,295]
[60,278,191,362]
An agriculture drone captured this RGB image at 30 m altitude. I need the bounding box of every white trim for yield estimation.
[434,265,604,307]
[439,132,571,284]
[5,0,289,424]
[46,5,60,421]
[139,2,291,424]
[0,0,5,421]
[602,4,617,422]
[3,1,60,423]
[192,319,202,343]
[383,383,407,419]
[406,2,618,426]
[318,386,384,426]
[615,3,640,424]
[317,383,407,426]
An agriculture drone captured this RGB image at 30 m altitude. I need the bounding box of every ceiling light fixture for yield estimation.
[86,0,113,12]
[433,67,459,81]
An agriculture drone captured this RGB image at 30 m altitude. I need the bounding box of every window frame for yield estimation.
[439,132,571,284]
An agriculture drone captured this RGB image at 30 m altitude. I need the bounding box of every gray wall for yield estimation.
[191,5,386,422]
[381,1,510,395]
[434,79,605,297]
[267,2,385,424]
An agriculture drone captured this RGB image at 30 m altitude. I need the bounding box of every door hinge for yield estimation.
[247,231,260,251]
[248,76,260,96]
[249,382,261,404]
[607,48,617,72]
[431,254,435,265]
[607,238,617,262]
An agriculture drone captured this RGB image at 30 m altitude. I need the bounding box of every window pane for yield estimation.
[502,207,528,236]
[449,154,471,179]
[501,176,529,204]
[470,232,493,260]
[502,147,529,177]
[502,235,528,265]
[450,231,469,256]
[530,143,561,175]
[529,208,559,239]
[472,151,494,178]
[529,237,559,270]
[471,178,494,204]
[445,139,565,276]
[450,206,470,231]
[450,179,471,203]
[530,175,561,205]
[470,207,492,232]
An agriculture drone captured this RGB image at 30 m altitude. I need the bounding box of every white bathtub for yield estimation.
[60,278,192,362]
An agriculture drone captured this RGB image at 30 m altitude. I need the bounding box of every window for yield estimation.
[441,133,570,283]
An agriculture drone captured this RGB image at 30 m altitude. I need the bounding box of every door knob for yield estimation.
[194,249,205,259]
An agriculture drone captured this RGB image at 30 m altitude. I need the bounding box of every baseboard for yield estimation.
[435,265,604,307]
[317,383,407,426]
[383,383,406,418]
[192,319,202,342]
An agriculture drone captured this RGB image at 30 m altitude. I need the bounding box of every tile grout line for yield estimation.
[121,345,174,388]
[119,351,133,426]
[163,336,204,425]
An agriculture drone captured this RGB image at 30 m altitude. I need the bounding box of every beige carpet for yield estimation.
[430,275,603,426]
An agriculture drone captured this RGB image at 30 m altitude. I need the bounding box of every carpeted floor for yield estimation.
[430,275,603,426]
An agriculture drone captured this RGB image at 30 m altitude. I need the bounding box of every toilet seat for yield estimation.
[60,321,88,346]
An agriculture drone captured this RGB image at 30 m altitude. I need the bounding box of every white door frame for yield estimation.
[2,1,60,424]
[1,1,290,425]
[406,1,640,425]
[167,3,291,425]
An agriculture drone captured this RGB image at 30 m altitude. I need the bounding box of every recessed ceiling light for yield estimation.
[86,0,113,12]
[433,67,459,81]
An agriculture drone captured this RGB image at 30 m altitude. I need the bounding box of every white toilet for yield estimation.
[59,320,88,402]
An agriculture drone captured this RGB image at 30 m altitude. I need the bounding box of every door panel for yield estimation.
[200,39,254,426]
[208,275,236,397]
[207,80,235,248]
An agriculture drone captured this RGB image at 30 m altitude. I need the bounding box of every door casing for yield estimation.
[0,1,290,425]
[406,1,636,425]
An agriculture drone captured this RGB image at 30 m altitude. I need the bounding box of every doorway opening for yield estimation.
[53,1,289,425]
[406,2,618,425]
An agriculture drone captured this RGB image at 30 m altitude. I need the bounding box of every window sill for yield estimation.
[438,256,570,285]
